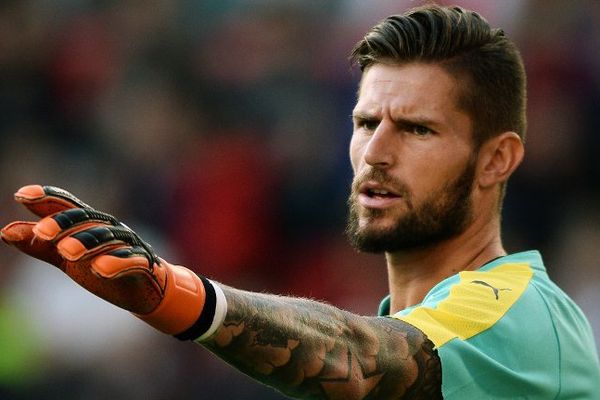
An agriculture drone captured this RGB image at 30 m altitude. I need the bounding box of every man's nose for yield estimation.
[364,121,397,168]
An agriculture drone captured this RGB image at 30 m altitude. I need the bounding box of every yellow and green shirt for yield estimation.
[378,251,600,398]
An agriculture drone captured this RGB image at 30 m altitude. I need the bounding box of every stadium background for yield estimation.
[0,0,598,398]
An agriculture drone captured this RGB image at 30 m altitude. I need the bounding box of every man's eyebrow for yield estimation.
[351,111,379,120]
[352,112,441,128]
[393,116,440,128]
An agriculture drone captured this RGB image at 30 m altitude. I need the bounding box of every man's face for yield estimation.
[347,62,477,253]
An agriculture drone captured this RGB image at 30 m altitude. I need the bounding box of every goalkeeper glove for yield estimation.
[1,185,226,341]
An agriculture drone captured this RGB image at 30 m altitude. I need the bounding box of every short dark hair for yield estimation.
[351,4,527,146]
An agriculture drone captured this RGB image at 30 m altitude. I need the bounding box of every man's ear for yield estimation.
[477,132,524,188]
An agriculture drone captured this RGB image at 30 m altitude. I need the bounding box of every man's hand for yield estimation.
[1,185,219,339]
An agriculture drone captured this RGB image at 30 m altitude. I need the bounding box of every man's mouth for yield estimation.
[366,188,397,198]
[357,183,403,209]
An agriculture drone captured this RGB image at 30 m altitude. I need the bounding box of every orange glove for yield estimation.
[1,185,224,341]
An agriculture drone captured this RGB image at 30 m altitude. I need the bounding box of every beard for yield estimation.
[345,157,476,253]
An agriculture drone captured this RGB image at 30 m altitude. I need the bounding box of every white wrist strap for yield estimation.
[195,280,228,343]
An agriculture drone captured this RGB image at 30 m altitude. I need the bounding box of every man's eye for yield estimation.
[411,125,432,136]
[358,120,379,131]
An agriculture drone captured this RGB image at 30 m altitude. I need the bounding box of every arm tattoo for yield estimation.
[202,287,442,399]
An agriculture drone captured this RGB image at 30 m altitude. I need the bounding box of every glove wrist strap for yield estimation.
[175,277,228,342]
[195,279,227,342]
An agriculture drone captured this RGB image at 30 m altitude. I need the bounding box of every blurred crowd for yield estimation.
[0,0,598,399]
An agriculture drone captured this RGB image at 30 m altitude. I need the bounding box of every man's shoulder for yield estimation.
[392,256,537,348]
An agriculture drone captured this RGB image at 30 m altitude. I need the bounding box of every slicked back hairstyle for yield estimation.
[351,4,527,146]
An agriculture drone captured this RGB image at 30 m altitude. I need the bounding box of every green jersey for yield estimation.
[378,251,600,398]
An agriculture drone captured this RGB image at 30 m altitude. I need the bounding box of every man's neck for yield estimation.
[385,217,505,314]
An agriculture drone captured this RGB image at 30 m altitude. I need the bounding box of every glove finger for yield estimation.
[91,246,150,279]
[34,208,120,241]
[15,185,91,218]
[92,246,162,280]
[1,221,66,268]
[57,225,157,263]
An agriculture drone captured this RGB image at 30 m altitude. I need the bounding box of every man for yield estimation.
[2,4,599,399]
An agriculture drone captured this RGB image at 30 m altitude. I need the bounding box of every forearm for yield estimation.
[202,285,441,399]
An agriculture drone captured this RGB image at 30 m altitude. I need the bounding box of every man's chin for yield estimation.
[349,227,400,254]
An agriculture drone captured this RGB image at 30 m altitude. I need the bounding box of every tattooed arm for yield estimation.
[202,286,442,400]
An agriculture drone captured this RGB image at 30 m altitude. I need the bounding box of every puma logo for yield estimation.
[471,280,512,300]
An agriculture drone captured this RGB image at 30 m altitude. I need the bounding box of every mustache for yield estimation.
[350,168,411,198]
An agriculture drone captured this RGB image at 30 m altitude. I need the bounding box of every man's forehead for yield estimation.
[354,62,462,114]
[360,62,457,92]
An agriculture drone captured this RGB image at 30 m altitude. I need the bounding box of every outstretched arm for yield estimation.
[203,286,442,399]
[1,185,441,399]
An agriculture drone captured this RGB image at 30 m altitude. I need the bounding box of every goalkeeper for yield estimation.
[3,5,600,399]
